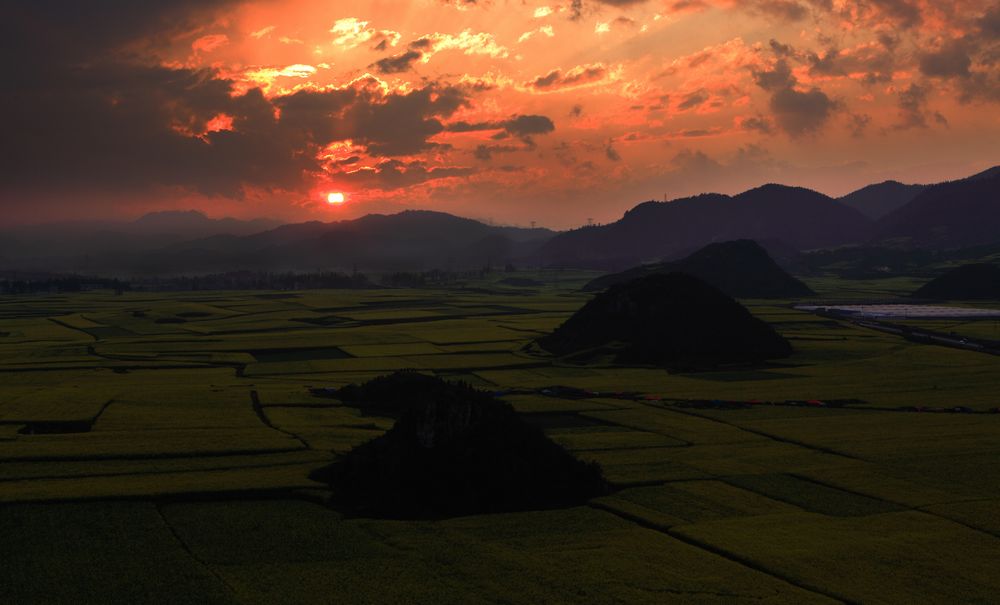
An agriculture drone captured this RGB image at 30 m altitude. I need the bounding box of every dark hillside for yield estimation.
[838,181,926,220]
[539,273,792,368]
[312,373,609,518]
[583,239,814,298]
[913,264,1000,300]
[876,170,1000,247]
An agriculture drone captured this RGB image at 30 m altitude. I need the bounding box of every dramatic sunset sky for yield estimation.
[3,0,998,227]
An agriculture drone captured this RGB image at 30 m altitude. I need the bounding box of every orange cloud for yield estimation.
[192,34,229,54]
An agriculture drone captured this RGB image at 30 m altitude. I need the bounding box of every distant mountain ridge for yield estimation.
[130,210,281,237]
[875,170,1000,248]
[136,210,555,274]
[1,165,997,276]
[538,165,999,269]
[0,210,555,275]
[838,181,927,220]
[0,210,284,272]
[537,185,872,268]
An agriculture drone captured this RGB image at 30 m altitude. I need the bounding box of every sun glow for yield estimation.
[326,192,346,205]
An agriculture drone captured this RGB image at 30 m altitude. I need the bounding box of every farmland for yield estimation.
[3,273,1000,603]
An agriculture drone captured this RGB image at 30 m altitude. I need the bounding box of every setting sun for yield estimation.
[326,192,345,205]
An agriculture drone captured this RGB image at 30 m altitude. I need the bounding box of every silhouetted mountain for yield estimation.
[538,273,792,368]
[965,166,1000,181]
[134,210,554,274]
[130,210,281,238]
[583,240,814,298]
[0,211,282,272]
[913,264,1000,300]
[538,185,872,269]
[0,210,554,275]
[5,167,997,276]
[838,181,927,220]
[876,169,1000,247]
[311,372,608,518]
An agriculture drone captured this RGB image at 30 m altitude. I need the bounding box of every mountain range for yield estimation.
[538,166,999,269]
[0,166,996,276]
[537,185,872,269]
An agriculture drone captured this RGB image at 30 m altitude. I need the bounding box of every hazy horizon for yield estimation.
[2,163,994,231]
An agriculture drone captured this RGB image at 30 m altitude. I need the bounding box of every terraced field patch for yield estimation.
[2,283,1000,602]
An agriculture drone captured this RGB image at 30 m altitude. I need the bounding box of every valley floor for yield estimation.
[2,273,1000,603]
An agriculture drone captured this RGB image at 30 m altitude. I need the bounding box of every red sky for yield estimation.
[2,0,998,228]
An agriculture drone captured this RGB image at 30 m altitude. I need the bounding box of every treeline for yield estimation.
[380,263,517,288]
[0,266,526,294]
[0,277,129,294]
[134,271,373,291]
[0,271,372,293]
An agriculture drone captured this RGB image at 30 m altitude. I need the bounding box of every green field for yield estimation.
[3,276,1000,603]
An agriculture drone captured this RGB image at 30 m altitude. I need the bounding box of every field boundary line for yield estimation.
[655,404,864,461]
[590,501,856,605]
[250,390,311,449]
[153,502,244,601]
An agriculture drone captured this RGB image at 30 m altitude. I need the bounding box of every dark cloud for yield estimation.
[868,0,921,28]
[679,129,718,137]
[371,50,423,74]
[808,43,895,84]
[956,67,1000,103]
[752,44,837,137]
[919,40,972,78]
[503,115,556,137]
[877,33,900,49]
[769,39,796,57]
[274,82,470,157]
[670,149,723,173]
[1,2,477,201]
[3,65,475,198]
[849,113,871,138]
[473,144,520,161]
[569,0,584,20]
[605,144,622,161]
[677,90,708,110]
[671,0,709,11]
[893,83,941,130]
[741,116,774,134]
[748,0,810,21]
[769,87,837,136]
[752,59,796,91]
[446,115,555,147]
[808,48,844,76]
[527,64,609,90]
[2,59,310,198]
[980,4,1000,38]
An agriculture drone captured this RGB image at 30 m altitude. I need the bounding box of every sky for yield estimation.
[2,0,998,228]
